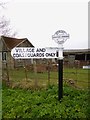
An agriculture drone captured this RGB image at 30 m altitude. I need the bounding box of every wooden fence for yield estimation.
[2,59,89,89]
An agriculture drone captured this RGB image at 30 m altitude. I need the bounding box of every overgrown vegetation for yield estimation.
[2,83,89,119]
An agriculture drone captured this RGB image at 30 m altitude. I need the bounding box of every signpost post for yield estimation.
[52,30,69,100]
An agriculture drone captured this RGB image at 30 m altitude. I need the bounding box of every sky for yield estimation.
[1,0,89,49]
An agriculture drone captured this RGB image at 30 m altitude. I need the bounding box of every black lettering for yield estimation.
[15,49,19,52]
[26,48,34,52]
[36,48,46,52]
[45,53,56,57]
[13,53,24,58]
[27,53,31,57]
[15,48,23,52]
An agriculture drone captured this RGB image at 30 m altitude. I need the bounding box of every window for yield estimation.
[2,52,7,61]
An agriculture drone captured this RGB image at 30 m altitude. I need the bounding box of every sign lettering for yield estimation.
[11,47,58,59]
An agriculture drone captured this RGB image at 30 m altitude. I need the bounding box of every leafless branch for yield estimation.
[0,2,18,37]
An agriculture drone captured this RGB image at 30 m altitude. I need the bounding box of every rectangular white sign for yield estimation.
[11,47,58,59]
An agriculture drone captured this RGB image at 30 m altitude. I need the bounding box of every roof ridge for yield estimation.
[1,36,33,50]
[1,35,27,40]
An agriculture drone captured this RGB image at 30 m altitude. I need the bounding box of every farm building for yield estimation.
[63,49,90,68]
[0,36,34,69]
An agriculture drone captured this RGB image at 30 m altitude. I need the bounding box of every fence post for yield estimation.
[23,60,28,81]
[47,60,50,86]
[34,60,38,88]
[6,62,10,85]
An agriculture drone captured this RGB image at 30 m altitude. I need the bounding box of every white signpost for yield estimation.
[11,30,69,101]
[11,47,58,59]
[52,30,70,100]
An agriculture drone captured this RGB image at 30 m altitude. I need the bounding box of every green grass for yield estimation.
[2,84,89,119]
[4,68,89,89]
[64,68,89,89]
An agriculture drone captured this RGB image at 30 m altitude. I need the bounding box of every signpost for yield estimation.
[52,30,69,100]
[11,30,69,101]
[11,47,58,59]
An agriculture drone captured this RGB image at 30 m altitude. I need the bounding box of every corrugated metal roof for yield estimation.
[46,47,90,54]
[64,49,90,54]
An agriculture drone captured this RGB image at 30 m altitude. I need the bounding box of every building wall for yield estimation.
[63,53,90,68]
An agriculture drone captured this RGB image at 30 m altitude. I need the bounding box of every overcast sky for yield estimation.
[1,0,89,49]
